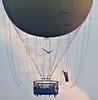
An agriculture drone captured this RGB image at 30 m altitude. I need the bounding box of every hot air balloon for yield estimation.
[2,0,93,37]
[2,0,93,97]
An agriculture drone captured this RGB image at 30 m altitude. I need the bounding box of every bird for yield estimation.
[42,48,54,54]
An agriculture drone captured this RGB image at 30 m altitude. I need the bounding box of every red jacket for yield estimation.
[63,71,69,82]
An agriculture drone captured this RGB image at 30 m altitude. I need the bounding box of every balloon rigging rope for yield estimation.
[58,33,74,83]
[28,36,37,80]
[49,26,82,78]
[27,35,40,82]
[26,48,33,86]
[48,38,51,77]
[26,35,37,81]
[17,32,34,87]
[9,21,24,84]
[42,38,45,77]
[4,19,22,87]
[59,32,77,85]
[12,24,43,79]
[28,36,40,79]
[47,37,60,77]
[70,35,79,86]
[22,36,32,86]
[73,17,91,87]
[16,30,23,84]
[72,24,86,87]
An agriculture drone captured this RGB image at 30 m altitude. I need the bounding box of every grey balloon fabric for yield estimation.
[2,0,93,37]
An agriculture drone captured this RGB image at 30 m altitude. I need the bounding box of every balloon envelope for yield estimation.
[2,0,93,37]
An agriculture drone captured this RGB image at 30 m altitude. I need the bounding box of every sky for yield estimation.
[0,0,98,100]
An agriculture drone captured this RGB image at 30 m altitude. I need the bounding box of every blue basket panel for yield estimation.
[34,88,58,95]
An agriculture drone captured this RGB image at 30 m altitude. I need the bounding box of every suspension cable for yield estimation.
[49,26,82,78]
[4,20,22,87]
[72,18,91,87]
[47,37,60,77]
[12,24,42,79]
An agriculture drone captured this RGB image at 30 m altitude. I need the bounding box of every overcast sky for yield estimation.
[0,0,98,100]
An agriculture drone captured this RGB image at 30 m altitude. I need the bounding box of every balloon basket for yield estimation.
[33,79,59,97]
